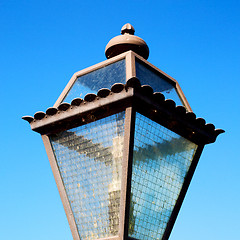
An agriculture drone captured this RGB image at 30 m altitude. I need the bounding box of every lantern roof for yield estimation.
[53,50,192,111]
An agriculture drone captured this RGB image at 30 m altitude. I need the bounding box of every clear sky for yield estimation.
[1,0,239,239]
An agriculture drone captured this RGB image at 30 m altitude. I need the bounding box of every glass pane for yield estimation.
[135,60,184,107]
[50,112,125,239]
[129,113,197,240]
[63,59,126,103]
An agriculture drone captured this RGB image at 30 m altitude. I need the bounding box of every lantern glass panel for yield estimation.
[135,60,184,107]
[50,112,125,239]
[129,113,197,240]
[63,59,126,103]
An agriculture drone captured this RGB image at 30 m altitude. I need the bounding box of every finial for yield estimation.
[121,23,135,35]
[105,23,149,59]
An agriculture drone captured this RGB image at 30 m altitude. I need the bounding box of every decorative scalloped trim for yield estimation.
[22,77,224,137]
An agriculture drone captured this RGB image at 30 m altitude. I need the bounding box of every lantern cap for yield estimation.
[105,23,149,60]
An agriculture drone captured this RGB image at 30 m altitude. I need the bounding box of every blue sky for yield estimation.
[1,0,239,239]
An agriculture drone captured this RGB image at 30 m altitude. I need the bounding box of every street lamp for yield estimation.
[23,23,224,240]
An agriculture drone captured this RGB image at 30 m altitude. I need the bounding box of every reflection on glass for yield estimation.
[63,59,126,103]
[129,113,197,240]
[135,60,184,107]
[50,112,125,239]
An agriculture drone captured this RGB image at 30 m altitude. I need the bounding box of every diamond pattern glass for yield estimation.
[129,113,197,240]
[63,59,126,103]
[50,112,125,239]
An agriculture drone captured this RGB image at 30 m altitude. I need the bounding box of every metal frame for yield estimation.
[31,89,134,135]
[120,107,136,240]
[53,51,192,112]
[42,135,81,240]
[162,144,204,240]
[54,52,128,107]
[40,106,138,240]
[131,52,192,112]
[121,108,204,240]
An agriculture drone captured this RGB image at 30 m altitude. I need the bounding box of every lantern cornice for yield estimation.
[23,78,224,144]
